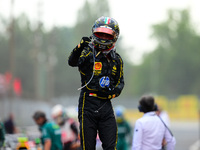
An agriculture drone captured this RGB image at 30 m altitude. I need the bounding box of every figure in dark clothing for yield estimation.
[4,113,17,134]
[68,16,124,150]
[0,121,5,147]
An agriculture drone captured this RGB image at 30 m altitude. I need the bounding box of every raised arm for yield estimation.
[68,37,91,67]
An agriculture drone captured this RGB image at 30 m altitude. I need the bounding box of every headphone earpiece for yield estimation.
[138,105,145,112]
[154,104,158,111]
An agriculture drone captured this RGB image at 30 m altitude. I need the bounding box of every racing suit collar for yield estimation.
[94,48,116,60]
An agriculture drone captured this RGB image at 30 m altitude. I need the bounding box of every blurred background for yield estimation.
[0,0,199,150]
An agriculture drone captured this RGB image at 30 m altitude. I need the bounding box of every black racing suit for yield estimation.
[68,42,124,150]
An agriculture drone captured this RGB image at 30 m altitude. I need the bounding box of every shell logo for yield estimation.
[95,62,102,70]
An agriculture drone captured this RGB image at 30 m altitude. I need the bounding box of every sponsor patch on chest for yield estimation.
[94,62,102,75]
[99,76,110,88]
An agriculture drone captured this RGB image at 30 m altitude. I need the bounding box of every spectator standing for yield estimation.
[115,105,132,150]
[51,104,80,150]
[156,105,170,127]
[32,111,63,150]
[132,95,176,150]
[4,113,17,134]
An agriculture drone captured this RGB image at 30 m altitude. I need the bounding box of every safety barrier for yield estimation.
[125,95,199,122]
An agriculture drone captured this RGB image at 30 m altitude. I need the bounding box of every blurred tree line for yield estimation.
[0,0,200,100]
[132,9,200,97]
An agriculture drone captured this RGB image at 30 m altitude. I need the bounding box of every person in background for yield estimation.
[132,95,176,150]
[115,105,132,150]
[4,113,18,134]
[68,16,124,149]
[156,105,170,127]
[51,104,80,150]
[156,105,171,149]
[0,119,5,148]
[32,111,63,150]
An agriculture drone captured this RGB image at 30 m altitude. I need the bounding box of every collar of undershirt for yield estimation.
[143,111,156,117]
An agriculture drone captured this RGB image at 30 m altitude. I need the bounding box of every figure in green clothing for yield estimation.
[115,105,132,150]
[0,120,5,148]
[32,111,63,150]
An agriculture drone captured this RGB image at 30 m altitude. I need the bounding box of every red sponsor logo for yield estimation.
[95,62,102,70]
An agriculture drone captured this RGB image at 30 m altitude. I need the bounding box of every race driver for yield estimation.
[68,16,124,150]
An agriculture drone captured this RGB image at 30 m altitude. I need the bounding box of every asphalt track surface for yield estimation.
[170,121,199,150]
